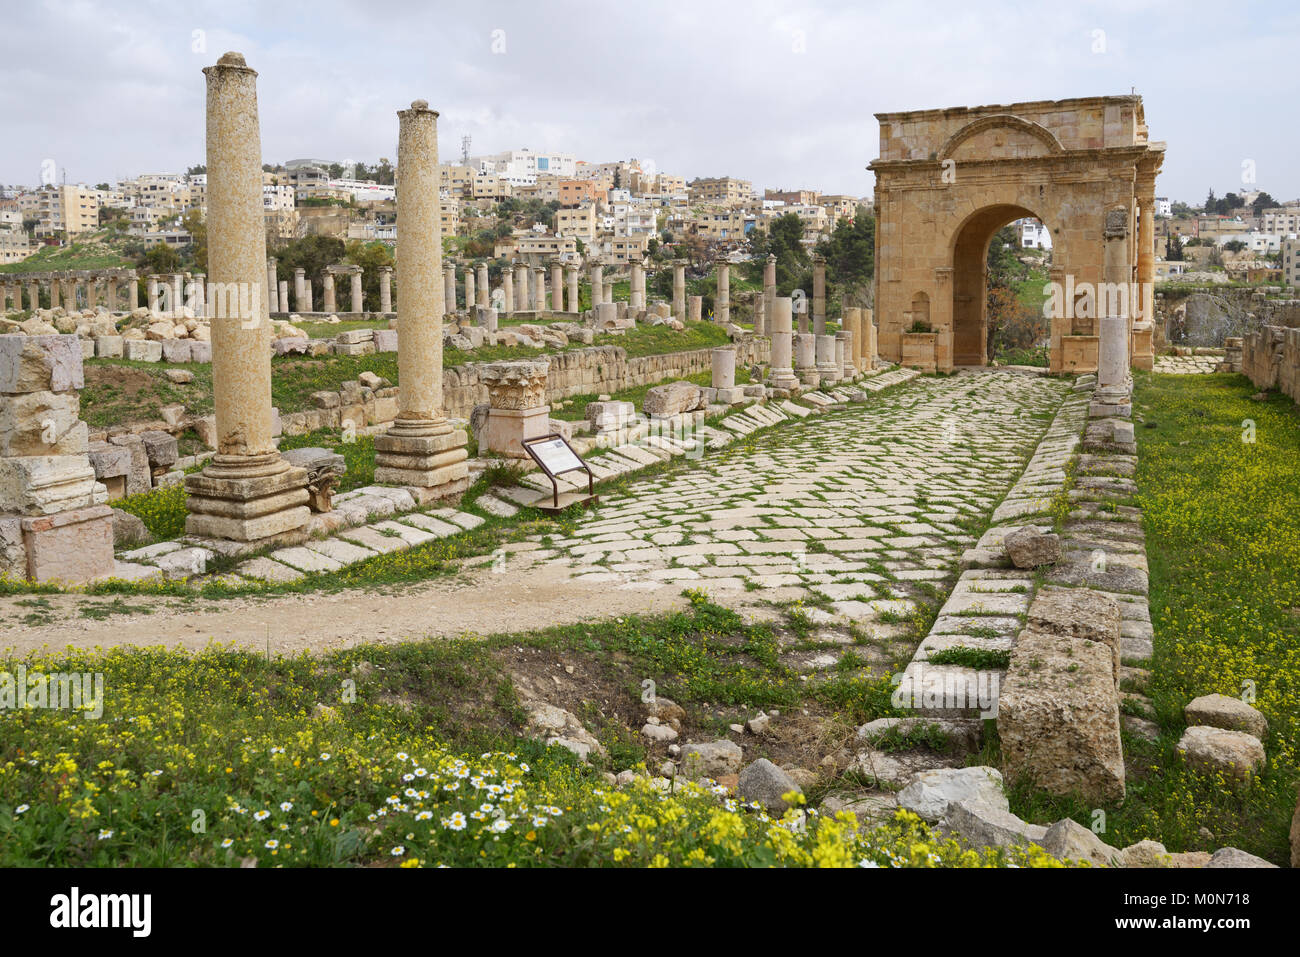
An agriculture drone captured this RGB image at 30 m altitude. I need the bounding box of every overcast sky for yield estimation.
[3,0,1296,204]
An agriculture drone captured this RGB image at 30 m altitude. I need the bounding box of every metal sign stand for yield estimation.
[520,433,599,513]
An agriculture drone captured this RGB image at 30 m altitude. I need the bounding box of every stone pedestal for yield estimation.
[768,296,799,390]
[711,346,736,388]
[630,261,645,311]
[688,295,702,323]
[0,334,113,583]
[480,360,550,458]
[294,267,307,312]
[589,262,604,307]
[837,330,854,379]
[816,333,839,385]
[795,332,819,388]
[185,52,309,545]
[372,99,469,502]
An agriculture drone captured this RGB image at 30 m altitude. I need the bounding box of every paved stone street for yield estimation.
[1152,354,1223,374]
[536,371,1071,637]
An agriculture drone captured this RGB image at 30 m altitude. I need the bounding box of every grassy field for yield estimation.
[0,592,1068,868]
[0,240,133,275]
[1009,371,1300,863]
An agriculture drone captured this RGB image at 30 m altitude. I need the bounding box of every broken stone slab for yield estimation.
[896,766,1007,823]
[856,716,984,753]
[998,626,1125,804]
[1183,693,1268,740]
[1039,818,1116,867]
[643,380,704,417]
[280,446,346,512]
[0,334,84,393]
[1002,524,1061,568]
[939,799,1047,850]
[139,430,179,471]
[737,758,802,815]
[1204,847,1278,868]
[1177,725,1265,782]
[1025,585,1122,683]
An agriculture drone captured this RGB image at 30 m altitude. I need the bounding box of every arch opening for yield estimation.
[951,204,1044,367]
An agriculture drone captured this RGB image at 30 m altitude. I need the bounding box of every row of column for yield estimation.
[3,273,140,313]
[264,261,389,315]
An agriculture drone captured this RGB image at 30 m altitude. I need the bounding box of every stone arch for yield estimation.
[949,203,1046,366]
[939,114,1064,162]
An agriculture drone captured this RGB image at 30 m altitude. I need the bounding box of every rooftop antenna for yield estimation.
[461,135,471,165]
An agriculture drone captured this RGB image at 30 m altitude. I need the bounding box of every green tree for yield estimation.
[273,235,346,307]
[343,240,396,311]
[815,207,875,306]
[1165,232,1183,261]
[137,242,181,275]
[1252,191,1278,213]
[746,212,808,292]
[181,208,207,273]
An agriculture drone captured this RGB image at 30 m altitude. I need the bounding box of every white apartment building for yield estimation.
[1019,218,1053,249]
[1282,238,1300,286]
[472,149,577,186]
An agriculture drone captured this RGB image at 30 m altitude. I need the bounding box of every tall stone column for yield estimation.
[350,267,363,313]
[812,254,826,336]
[294,267,306,312]
[27,280,40,313]
[843,307,861,371]
[514,264,528,312]
[64,278,78,312]
[761,253,776,336]
[127,271,138,311]
[464,268,475,315]
[443,264,456,313]
[1134,174,1157,371]
[476,263,489,309]
[48,277,59,311]
[322,271,337,313]
[192,273,206,318]
[672,260,686,320]
[84,275,98,311]
[551,260,564,312]
[379,266,393,313]
[716,260,730,325]
[185,51,308,544]
[171,274,184,317]
[589,261,603,307]
[768,296,799,390]
[1096,208,1132,411]
[837,329,854,379]
[630,261,645,310]
[566,264,579,313]
[501,269,513,317]
[533,267,546,313]
[144,275,157,315]
[266,258,278,312]
[373,99,468,500]
[602,278,614,308]
[278,280,288,311]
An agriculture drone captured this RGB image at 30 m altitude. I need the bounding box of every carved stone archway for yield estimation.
[870,96,1164,373]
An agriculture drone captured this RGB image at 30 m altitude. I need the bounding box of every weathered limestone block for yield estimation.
[584,400,636,433]
[1183,693,1268,740]
[108,434,152,496]
[897,766,1007,822]
[998,585,1125,806]
[643,380,704,417]
[0,455,104,515]
[480,360,550,458]
[1177,725,1265,782]
[0,391,87,456]
[1003,525,1061,569]
[1039,818,1116,867]
[0,334,84,393]
[18,504,115,584]
[679,739,743,780]
[123,339,163,362]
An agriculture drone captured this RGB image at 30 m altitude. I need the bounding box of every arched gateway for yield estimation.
[870,96,1164,373]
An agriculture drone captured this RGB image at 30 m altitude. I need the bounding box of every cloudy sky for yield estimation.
[3,0,1296,203]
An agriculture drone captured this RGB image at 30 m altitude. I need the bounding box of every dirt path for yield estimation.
[0,554,696,657]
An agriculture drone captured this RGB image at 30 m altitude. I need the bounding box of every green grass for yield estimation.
[80,359,214,427]
[0,240,132,274]
[925,647,1011,670]
[1007,371,1300,864]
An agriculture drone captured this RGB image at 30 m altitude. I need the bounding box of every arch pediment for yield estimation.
[939,114,1064,162]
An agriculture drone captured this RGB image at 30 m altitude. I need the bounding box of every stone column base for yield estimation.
[15,504,115,584]
[184,459,310,544]
[374,425,470,495]
[816,365,840,386]
[482,405,551,458]
[797,369,821,389]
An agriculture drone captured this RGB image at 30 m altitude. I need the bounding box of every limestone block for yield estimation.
[19,504,115,584]
[0,516,25,579]
[123,339,163,362]
[643,380,704,417]
[0,455,102,515]
[101,434,149,496]
[1177,725,1265,782]
[0,391,87,456]
[161,338,193,363]
[189,340,212,363]
[373,329,398,352]
[0,334,84,393]
[897,766,1008,822]
[997,626,1125,803]
[139,430,179,471]
[94,336,124,358]
[1183,693,1268,740]
[584,400,636,432]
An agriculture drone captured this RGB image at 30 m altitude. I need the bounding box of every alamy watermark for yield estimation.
[0,666,104,719]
